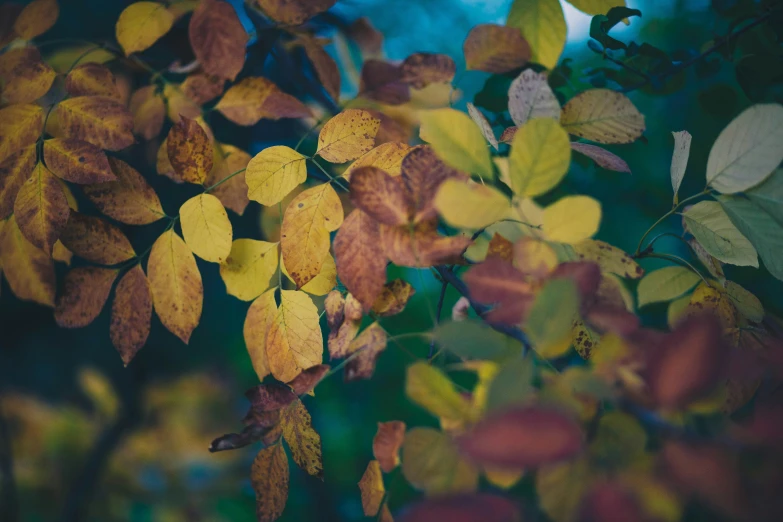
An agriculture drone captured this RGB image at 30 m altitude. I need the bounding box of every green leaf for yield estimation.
[507,0,567,69]
[433,319,523,360]
[419,108,494,181]
[706,104,783,194]
[401,427,478,495]
[486,356,535,412]
[405,362,473,422]
[746,169,783,225]
[637,266,700,307]
[717,194,783,282]
[725,281,764,323]
[682,201,758,267]
[508,119,571,198]
[525,278,579,358]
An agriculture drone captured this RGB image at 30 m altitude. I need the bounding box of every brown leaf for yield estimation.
[300,35,340,101]
[344,142,412,181]
[370,109,411,146]
[43,138,115,184]
[359,60,410,105]
[207,144,251,214]
[398,493,520,522]
[12,0,58,40]
[0,47,55,105]
[288,364,330,396]
[181,72,225,104]
[350,166,412,226]
[372,279,415,317]
[254,0,336,25]
[84,158,165,225]
[216,77,311,126]
[54,267,118,328]
[252,443,289,522]
[381,220,471,268]
[280,399,324,479]
[570,142,631,174]
[0,144,36,219]
[188,0,247,80]
[166,115,213,184]
[463,24,531,74]
[345,322,387,382]
[346,17,383,57]
[0,215,55,306]
[0,104,44,164]
[373,420,406,473]
[325,290,345,329]
[400,53,456,89]
[401,145,468,223]
[487,233,514,262]
[458,406,583,468]
[328,314,360,360]
[65,63,120,99]
[499,127,517,144]
[463,257,534,325]
[56,96,134,151]
[550,262,602,306]
[14,162,69,254]
[128,86,164,140]
[110,265,152,366]
[334,209,387,310]
[59,211,135,265]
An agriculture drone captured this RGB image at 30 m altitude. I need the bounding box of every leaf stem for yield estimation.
[644,252,710,286]
[634,189,708,256]
[203,168,246,193]
[307,158,349,192]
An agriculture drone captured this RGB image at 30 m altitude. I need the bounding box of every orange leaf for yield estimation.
[83,157,164,225]
[216,77,311,126]
[333,209,387,310]
[110,265,152,366]
[373,420,405,473]
[44,138,115,184]
[166,115,213,184]
[381,220,471,268]
[400,53,456,89]
[463,24,530,74]
[401,146,468,223]
[350,166,412,226]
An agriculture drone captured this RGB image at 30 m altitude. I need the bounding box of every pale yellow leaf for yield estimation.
[542,195,601,243]
[508,118,571,197]
[116,2,175,56]
[266,290,323,382]
[560,89,645,144]
[220,239,278,300]
[317,109,380,163]
[507,0,566,69]
[434,179,510,229]
[179,194,233,263]
[243,289,277,381]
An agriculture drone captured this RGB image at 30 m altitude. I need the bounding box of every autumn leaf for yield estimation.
[110,265,153,366]
[358,59,410,105]
[333,209,387,310]
[344,322,387,382]
[243,289,277,381]
[327,292,361,360]
[147,229,203,344]
[179,194,232,263]
[220,239,278,301]
[281,183,343,287]
[372,279,415,317]
[0,48,56,105]
[13,0,59,40]
[402,427,479,494]
[406,362,473,422]
[255,0,336,25]
[283,251,336,296]
[129,86,165,140]
[115,2,174,55]
[59,212,135,265]
[401,145,468,224]
[508,119,571,197]
[54,267,118,328]
[344,142,411,181]
[298,35,341,102]
[0,215,55,306]
[567,0,628,16]
[56,96,134,151]
[350,166,412,226]
[434,179,510,229]
[83,157,164,225]
[400,53,456,89]
[359,460,387,517]
[14,162,69,254]
[573,239,643,279]
[167,116,213,184]
[246,146,308,206]
[43,138,115,184]
[0,145,36,219]
[507,0,566,69]
[374,421,406,473]
[463,257,534,325]
[570,142,631,174]
[463,24,531,74]
[188,0,247,80]
[65,63,121,99]
[266,290,323,382]
[508,69,560,127]
[252,443,289,522]
[381,220,471,268]
[466,103,499,150]
[317,109,380,163]
[0,104,44,164]
[216,77,311,126]
[419,108,494,181]
[560,89,645,144]
[280,399,324,479]
[207,144,251,215]
[542,195,602,244]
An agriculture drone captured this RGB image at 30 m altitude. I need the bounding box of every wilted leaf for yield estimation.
[401,145,468,224]
[84,157,164,225]
[670,130,691,202]
[255,0,336,25]
[65,63,120,99]
[400,53,456,89]
[358,59,409,105]
[508,118,571,197]
[542,195,601,243]
[464,24,531,74]
[129,86,164,140]
[380,220,471,267]
[13,0,58,40]
[374,421,406,473]
[266,290,323,382]
[419,108,494,180]
[406,362,473,422]
[344,142,411,181]
[43,138,115,184]
[434,179,509,229]
[507,0,566,69]
[188,0,247,80]
[637,266,701,307]
[243,289,277,381]
[166,116,213,184]
[682,201,757,267]
[402,427,479,495]
[56,96,134,151]
[560,89,645,144]
[54,267,118,328]
[573,239,642,279]
[359,460,386,516]
[706,104,783,194]
[508,69,560,127]
[0,104,43,164]
[0,48,56,105]
[179,194,232,263]
[570,142,630,173]
[147,229,203,344]
[280,399,323,479]
[220,239,278,301]
[110,265,152,366]
[59,212,135,265]
[372,279,415,317]
[0,215,55,306]
[317,109,380,163]
[345,322,387,381]
[14,162,69,254]
[0,145,36,219]
[333,209,387,310]
[215,77,311,126]
[252,443,289,522]
[115,2,174,55]
[350,166,412,226]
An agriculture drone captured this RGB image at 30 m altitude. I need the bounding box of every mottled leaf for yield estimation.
[54,267,118,328]
[110,265,152,365]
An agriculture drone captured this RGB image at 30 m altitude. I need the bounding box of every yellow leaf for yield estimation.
[179,194,233,263]
[282,251,336,296]
[115,2,174,56]
[215,77,311,126]
[536,458,590,522]
[54,267,118,328]
[573,239,643,279]
[372,279,415,317]
[110,265,153,366]
[405,362,473,423]
[434,179,510,229]
[0,215,55,306]
[567,0,627,15]
[52,240,72,265]
[687,282,737,331]
[542,195,601,243]
[0,48,56,105]
[0,104,43,164]
[43,138,115,184]
[560,89,645,144]
[507,0,566,69]
[252,443,289,522]
[59,211,135,265]
[725,281,763,323]
[572,320,600,360]
[280,399,323,479]
[484,467,525,489]
[207,143,251,215]
[513,237,558,278]
[266,290,323,382]
[167,116,213,184]
[129,85,165,140]
[56,96,134,151]
[317,109,380,163]
[508,118,571,197]
[344,142,411,180]
[419,108,494,180]
[359,460,386,516]
[220,239,278,300]
[246,146,308,206]
[13,162,69,254]
[281,183,343,287]
[83,157,165,225]
[65,63,121,99]
[147,229,203,343]
[401,427,479,495]
[243,289,277,381]
[13,0,59,40]
[0,145,36,219]
[637,266,700,308]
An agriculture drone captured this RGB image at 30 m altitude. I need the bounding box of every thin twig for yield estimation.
[429,275,449,360]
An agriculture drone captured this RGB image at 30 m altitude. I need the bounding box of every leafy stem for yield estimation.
[634,189,709,256]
